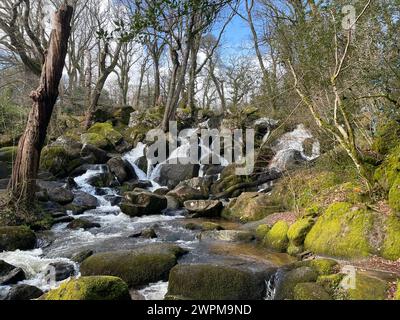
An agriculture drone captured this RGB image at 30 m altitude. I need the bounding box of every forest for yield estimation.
[0,0,400,302]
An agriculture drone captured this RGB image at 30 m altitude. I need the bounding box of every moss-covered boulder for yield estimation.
[87,122,123,147]
[199,230,254,243]
[346,272,389,300]
[304,202,375,258]
[388,177,400,214]
[287,217,314,246]
[274,266,318,300]
[119,191,167,217]
[263,221,289,252]
[293,282,332,300]
[222,193,283,222]
[67,218,100,230]
[0,226,36,252]
[80,244,185,288]
[0,146,17,163]
[201,222,223,231]
[374,144,400,191]
[316,274,344,296]
[255,224,270,240]
[184,200,222,218]
[395,281,400,300]
[40,146,80,177]
[81,133,109,149]
[372,119,400,156]
[44,276,130,300]
[381,215,400,260]
[167,263,274,300]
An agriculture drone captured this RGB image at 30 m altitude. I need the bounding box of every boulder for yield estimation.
[67,218,100,230]
[129,227,157,239]
[107,157,129,183]
[287,217,314,246]
[87,171,116,188]
[87,123,123,149]
[222,192,284,222]
[167,263,274,300]
[120,191,167,217]
[65,191,98,215]
[80,244,185,288]
[346,272,389,300]
[0,226,36,252]
[81,144,109,164]
[0,146,17,163]
[263,221,289,252]
[0,161,10,179]
[293,282,332,300]
[48,262,76,281]
[71,249,94,263]
[48,187,74,205]
[6,284,43,300]
[199,230,254,243]
[40,145,82,178]
[44,276,131,300]
[155,160,200,189]
[184,200,223,218]
[0,260,26,285]
[0,179,9,189]
[166,185,204,206]
[201,222,224,231]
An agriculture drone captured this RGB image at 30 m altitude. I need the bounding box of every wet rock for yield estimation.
[48,187,74,205]
[153,187,169,196]
[0,260,26,285]
[0,161,10,179]
[184,200,223,218]
[87,171,116,188]
[35,190,49,202]
[201,222,224,231]
[167,263,274,300]
[129,228,157,239]
[6,284,43,300]
[104,195,123,206]
[52,216,74,225]
[48,262,75,281]
[80,243,186,288]
[81,144,109,164]
[122,180,152,191]
[44,276,131,300]
[71,249,94,263]
[115,140,133,154]
[69,164,94,177]
[120,191,167,217]
[155,160,200,189]
[107,157,129,183]
[0,178,9,189]
[202,165,224,176]
[65,191,98,215]
[67,218,101,230]
[0,226,36,252]
[199,230,254,242]
[166,185,204,206]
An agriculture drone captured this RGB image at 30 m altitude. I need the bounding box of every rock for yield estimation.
[0,146,17,163]
[167,263,274,300]
[0,260,26,285]
[121,180,152,191]
[199,230,254,242]
[65,191,98,215]
[48,187,74,205]
[316,274,344,295]
[346,272,389,300]
[166,185,204,206]
[255,224,270,240]
[209,164,250,197]
[87,171,115,188]
[120,191,167,217]
[115,140,132,154]
[0,178,9,189]
[44,276,131,300]
[0,226,36,252]
[304,202,375,258]
[71,249,94,263]
[87,123,123,148]
[104,195,123,206]
[293,282,332,300]
[67,218,101,230]
[184,200,223,218]
[129,228,157,239]
[155,160,200,189]
[80,244,185,288]
[48,262,76,281]
[0,161,10,179]
[222,192,284,222]
[287,217,314,246]
[6,284,43,300]
[201,222,223,231]
[35,190,49,202]
[52,216,74,225]
[274,266,318,300]
[81,144,109,164]
[81,133,109,149]
[295,259,339,276]
[40,145,82,178]
[263,221,289,252]
[107,157,129,183]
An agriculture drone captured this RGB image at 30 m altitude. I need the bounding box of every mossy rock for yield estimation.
[372,119,400,156]
[255,224,270,240]
[287,217,314,246]
[374,144,400,191]
[293,282,332,300]
[287,244,304,256]
[201,222,223,231]
[275,266,318,300]
[40,146,76,177]
[316,274,344,296]
[122,125,149,146]
[87,122,123,147]
[80,244,184,288]
[395,281,400,300]
[263,221,289,252]
[304,202,375,258]
[294,258,339,276]
[381,215,400,260]
[81,133,109,149]
[167,263,272,300]
[44,276,130,300]
[388,177,400,213]
[346,272,389,300]
[0,146,17,163]
[222,192,283,222]
[0,226,36,252]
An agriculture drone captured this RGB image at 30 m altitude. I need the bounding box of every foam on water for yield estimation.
[138,281,169,300]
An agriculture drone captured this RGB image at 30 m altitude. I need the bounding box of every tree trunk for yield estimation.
[9,4,73,207]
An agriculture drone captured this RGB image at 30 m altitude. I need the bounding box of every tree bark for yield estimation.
[9,4,73,206]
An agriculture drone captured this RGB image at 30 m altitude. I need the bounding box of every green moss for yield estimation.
[374,144,400,191]
[0,226,36,251]
[255,224,270,240]
[347,272,389,300]
[201,222,223,231]
[40,146,73,177]
[287,217,314,246]
[287,244,303,256]
[388,177,400,213]
[81,133,109,149]
[45,276,130,300]
[293,282,332,300]
[381,215,400,260]
[308,259,338,275]
[316,274,344,295]
[0,146,17,163]
[263,221,289,252]
[122,125,148,145]
[275,266,318,300]
[88,122,122,146]
[304,202,375,258]
[395,281,400,300]
[372,119,400,156]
